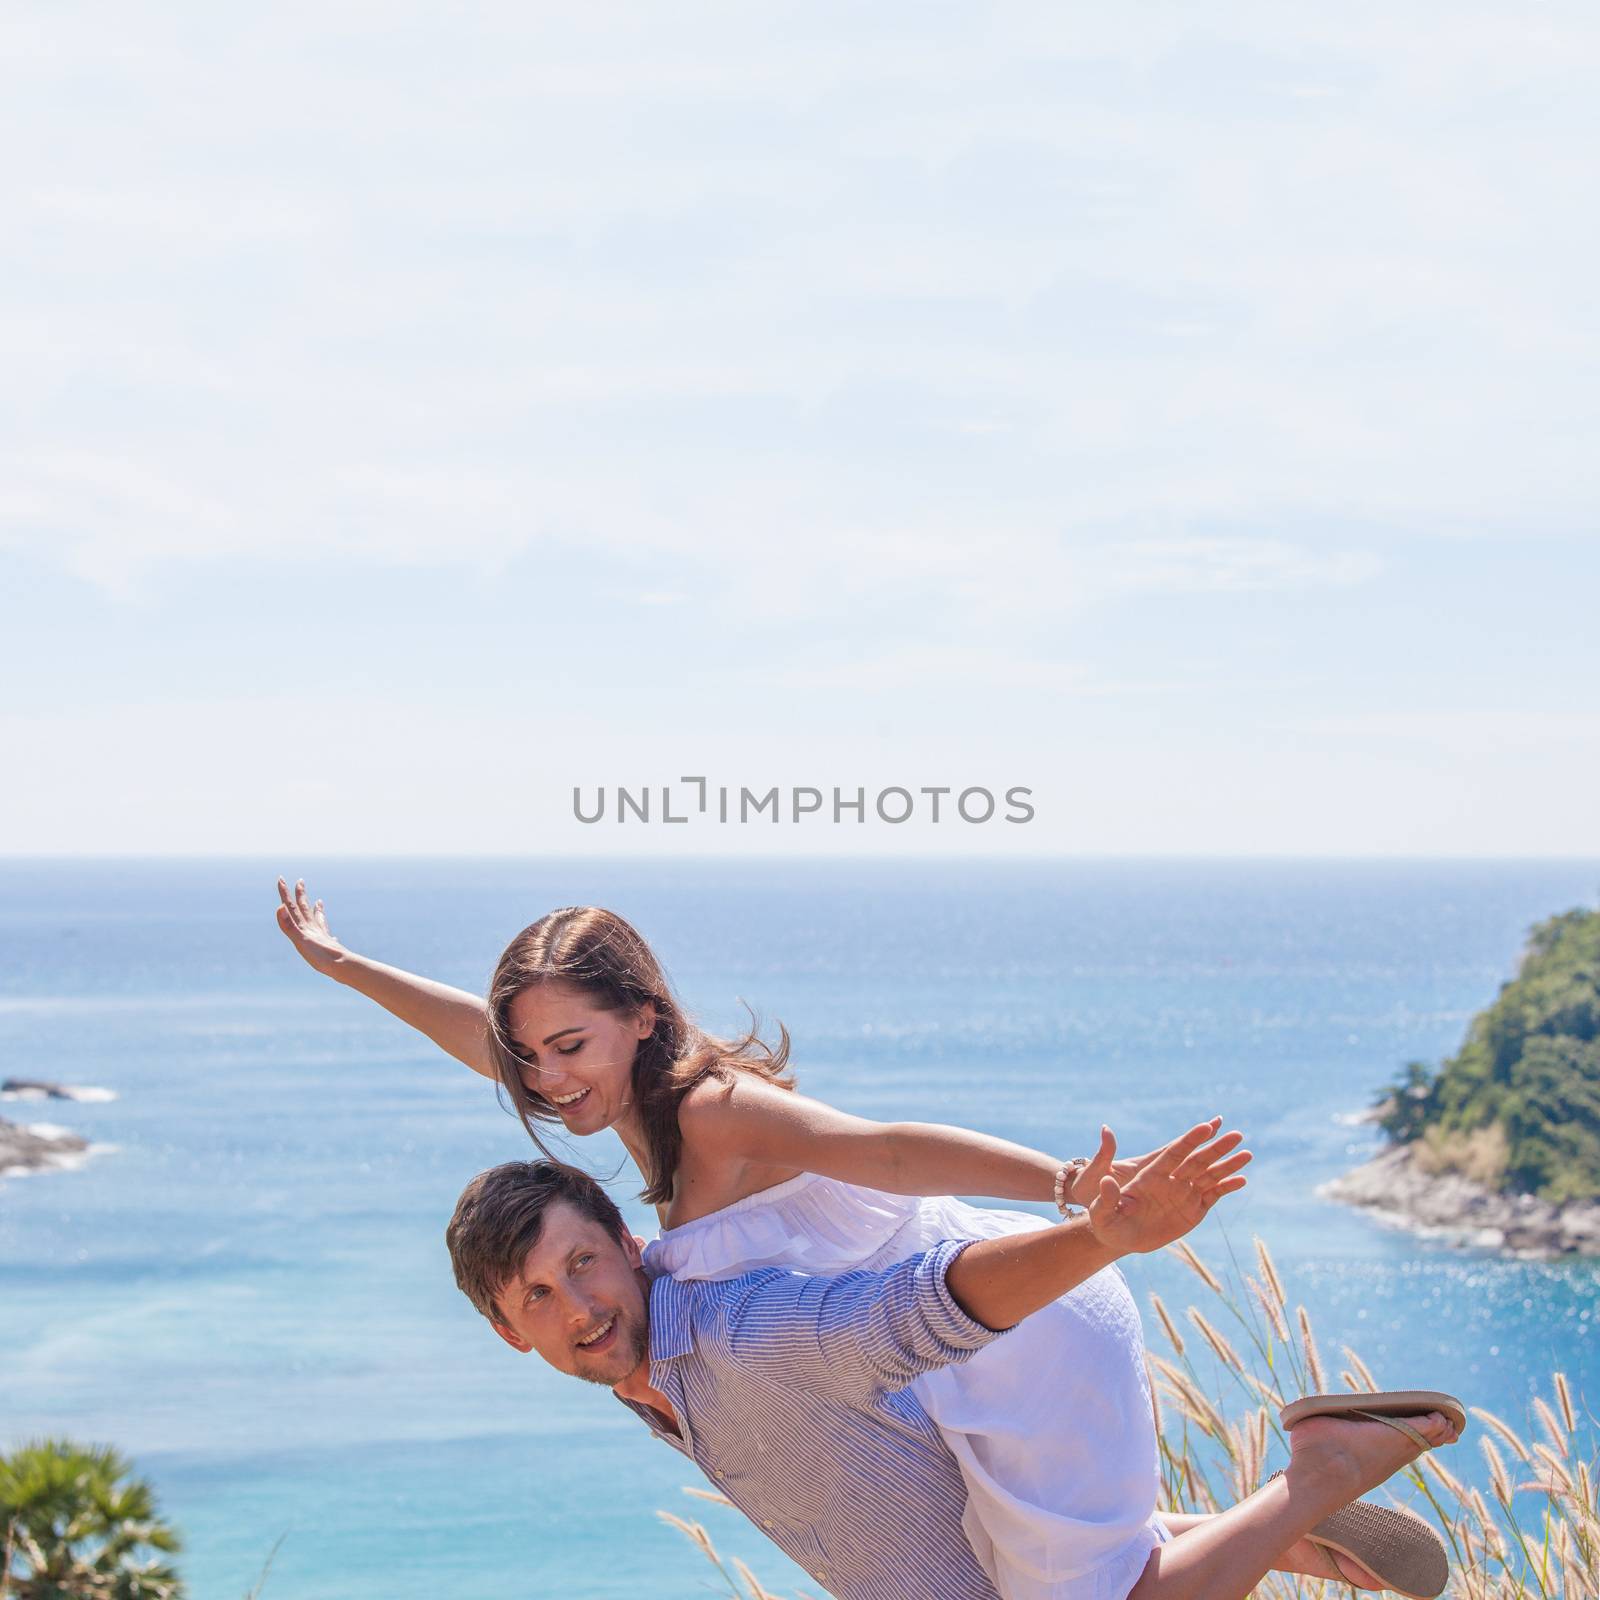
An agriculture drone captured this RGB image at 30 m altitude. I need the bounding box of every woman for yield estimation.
[275,879,1452,1599]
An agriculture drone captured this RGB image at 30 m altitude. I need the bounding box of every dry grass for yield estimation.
[1412,1124,1511,1188]
[1149,1233,1597,1598]
[659,1232,1599,1599]
[655,1490,824,1600]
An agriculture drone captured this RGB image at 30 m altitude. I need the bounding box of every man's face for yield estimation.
[489,1197,651,1389]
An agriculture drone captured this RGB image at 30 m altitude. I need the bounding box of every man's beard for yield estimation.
[572,1313,648,1387]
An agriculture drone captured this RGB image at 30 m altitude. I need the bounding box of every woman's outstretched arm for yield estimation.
[944,1118,1248,1327]
[274,877,498,1080]
[679,1072,1237,1207]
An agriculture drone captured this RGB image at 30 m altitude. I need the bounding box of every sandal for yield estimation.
[1279,1389,1467,1447]
[1268,1390,1464,1597]
[1265,1471,1449,1598]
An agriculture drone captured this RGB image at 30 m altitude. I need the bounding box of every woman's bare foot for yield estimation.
[1288,1409,1461,1504]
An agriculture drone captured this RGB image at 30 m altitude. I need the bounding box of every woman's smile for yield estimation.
[553,1081,598,1120]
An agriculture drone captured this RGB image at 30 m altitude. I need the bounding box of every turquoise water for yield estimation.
[3,858,1598,1598]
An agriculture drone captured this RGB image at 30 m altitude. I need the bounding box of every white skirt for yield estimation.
[643,1174,1170,1600]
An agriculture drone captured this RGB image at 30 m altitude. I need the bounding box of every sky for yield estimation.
[3,3,1597,856]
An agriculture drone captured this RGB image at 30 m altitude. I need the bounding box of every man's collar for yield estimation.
[646,1269,694,1363]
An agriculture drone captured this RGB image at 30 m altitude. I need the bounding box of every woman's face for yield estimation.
[504,979,655,1137]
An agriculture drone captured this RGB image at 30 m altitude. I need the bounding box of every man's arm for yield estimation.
[715,1242,1006,1405]
[711,1120,1248,1399]
[945,1119,1250,1330]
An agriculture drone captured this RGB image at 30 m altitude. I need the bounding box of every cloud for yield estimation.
[890,531,1384,627]
[767,644,1183,694]
[1279,710,1600,758]
[2,3,1597,856]
[1096,538,1384,595]
[2,1,1595,613]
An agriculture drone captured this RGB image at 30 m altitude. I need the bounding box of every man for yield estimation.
[444,1121,1461,1600]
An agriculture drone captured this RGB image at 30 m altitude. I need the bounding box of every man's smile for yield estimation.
[575,1314,617,1352]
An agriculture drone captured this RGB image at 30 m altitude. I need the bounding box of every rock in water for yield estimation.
[2,1078,73,1098]
[1,1079,116,1103]
[0,1115,90,1176]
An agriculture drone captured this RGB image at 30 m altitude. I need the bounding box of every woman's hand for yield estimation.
[272,878,498,1077]
[1080,1119,1250,1255]
[275,877,348,978]
[1070,1115,1239,1205]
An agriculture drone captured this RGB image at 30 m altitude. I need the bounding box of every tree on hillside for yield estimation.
[1376,903,1600,1203]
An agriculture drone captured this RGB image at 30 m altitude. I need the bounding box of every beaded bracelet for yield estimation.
[1053,1156,1088,1217]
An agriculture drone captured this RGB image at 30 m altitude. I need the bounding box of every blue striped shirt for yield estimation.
[616,1238,1007,1600]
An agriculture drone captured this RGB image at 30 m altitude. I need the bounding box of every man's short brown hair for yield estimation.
[446,1160,630,1323]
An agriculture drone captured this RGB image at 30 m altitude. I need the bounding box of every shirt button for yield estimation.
[815,1573,826,1583]
[762,1520,773,1529]
[714,1470,725,1479]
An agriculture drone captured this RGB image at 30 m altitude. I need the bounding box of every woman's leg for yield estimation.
[1126,1410,1460,1600]
[1156,1511,1381,1588]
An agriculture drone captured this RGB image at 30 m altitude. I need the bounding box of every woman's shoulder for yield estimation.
[681,1067,803,1115]
[667,1074,807,1226]
[676,1069,789,1143]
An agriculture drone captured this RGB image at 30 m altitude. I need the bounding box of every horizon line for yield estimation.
[3,852,1599,866]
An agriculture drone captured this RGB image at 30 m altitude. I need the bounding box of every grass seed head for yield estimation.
[1150,1292,1186,1357]
[1170,1239,1224,1295]
[1188,1307,1245,1373]
[1553,1371,1576,1436]
[1294,1305,1324,1393]
[1253,1235,1287,1309]
[1535,1397,1570,1457]
[1471,1406,1533,1464]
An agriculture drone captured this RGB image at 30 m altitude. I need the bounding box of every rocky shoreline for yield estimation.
[1321,1142,1600,1258]
[0,1115,91,1177]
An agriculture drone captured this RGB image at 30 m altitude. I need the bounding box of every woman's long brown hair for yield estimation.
[484,907,794,1206]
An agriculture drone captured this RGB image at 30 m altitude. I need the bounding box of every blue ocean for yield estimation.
[3,858,1597,1598]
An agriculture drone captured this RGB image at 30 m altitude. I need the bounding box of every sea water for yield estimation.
[3,858,1597,1598]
